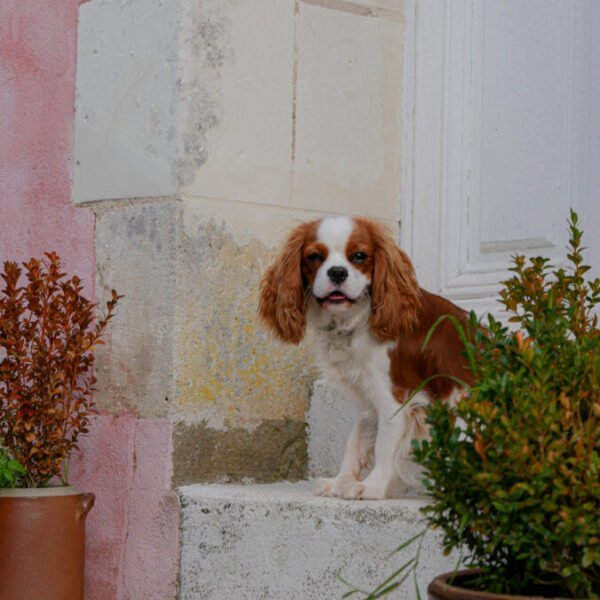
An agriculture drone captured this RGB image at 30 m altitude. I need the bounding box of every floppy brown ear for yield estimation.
[368,222,421,341]
[258,223,314,344]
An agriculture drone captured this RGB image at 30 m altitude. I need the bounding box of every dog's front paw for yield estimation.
[341,478,388,500]
[315,476,356,498]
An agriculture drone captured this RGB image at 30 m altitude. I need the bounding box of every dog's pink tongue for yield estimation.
[328,292,347,300]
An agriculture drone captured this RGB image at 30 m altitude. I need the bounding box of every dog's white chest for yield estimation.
[317,326,391,396]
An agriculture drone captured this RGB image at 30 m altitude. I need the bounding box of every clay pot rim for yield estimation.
[0,485,80,498]
[428,569,572,600]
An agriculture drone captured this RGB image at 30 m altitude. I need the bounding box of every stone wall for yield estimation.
[2,0,405,598]
[74,0,406,486]
[77,0,404,597]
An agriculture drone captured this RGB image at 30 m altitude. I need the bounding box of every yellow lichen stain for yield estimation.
[174,226,315,428]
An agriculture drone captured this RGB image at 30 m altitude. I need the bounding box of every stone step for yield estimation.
[178,481,455,600]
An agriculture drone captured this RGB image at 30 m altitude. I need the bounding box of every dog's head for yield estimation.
[258,216,421,344]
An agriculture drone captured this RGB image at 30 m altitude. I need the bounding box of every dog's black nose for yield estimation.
[327,266,348,284]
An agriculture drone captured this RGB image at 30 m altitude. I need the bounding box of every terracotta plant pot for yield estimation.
[428,569,571,600]
[0,486,94,600]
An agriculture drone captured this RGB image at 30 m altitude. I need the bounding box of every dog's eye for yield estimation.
[307,252,324,262]
[351,252,368,263]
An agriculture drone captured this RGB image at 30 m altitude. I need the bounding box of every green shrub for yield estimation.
[0,447,25,488]
[414,211,599,598]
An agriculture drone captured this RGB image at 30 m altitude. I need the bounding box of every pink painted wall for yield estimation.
[0,2,180,599]
[0,0,95,284]
[70,415,180,600]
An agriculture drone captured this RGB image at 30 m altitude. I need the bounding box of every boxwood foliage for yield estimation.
[414,211,599,598]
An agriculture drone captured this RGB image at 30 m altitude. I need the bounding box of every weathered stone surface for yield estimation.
[73,0,296,205]
[174,213,315,430]
[76,0,407,489]
[74,0,405,224]
[73,0,180,202]
[93,197,314,481]
[292,1,403,221]
[180,0,295,202]
[173,420,308,485]
[178,482,456,600]
[93,198,180,417]
[93,198,315,425]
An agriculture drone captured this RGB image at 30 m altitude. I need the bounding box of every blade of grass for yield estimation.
[368,557,417,596]
[391,374,469,420]
[422,314,477,376]
[337,574,370,598]
[386,529,426,558]
[414,569,422,600]
[366,568,415,600]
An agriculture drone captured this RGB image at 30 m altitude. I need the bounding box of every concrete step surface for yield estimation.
[178,481,455,600]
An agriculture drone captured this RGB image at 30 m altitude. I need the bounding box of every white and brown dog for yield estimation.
[259,216,471,499]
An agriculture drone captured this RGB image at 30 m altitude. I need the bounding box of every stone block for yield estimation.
[173,420,307,486]
[181,0,296,205]
[93,199,179,417]
[178,482,456,600]
[73,0,296,206]
[173,212,315,430]
[73,0,179,202]
[292,2,403,221]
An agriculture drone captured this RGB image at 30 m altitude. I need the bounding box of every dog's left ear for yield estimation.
[367,222,421,341]
[258,222,315,345]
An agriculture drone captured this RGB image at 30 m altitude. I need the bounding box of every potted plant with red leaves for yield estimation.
[0,252,120,600]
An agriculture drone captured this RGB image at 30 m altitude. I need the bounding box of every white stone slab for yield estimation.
[178,481,456,600]
[292,2,403,221]
[73,0,179,202]
[181,0,296,206]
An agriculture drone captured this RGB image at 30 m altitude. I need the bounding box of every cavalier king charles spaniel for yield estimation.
[259,216,472,499]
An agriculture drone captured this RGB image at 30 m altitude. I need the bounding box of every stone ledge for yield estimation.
[178,481,455,600]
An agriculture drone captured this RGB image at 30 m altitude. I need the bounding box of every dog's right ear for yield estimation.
[258,222,316,345]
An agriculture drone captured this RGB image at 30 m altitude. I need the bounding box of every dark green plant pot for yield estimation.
[428,569,571,600]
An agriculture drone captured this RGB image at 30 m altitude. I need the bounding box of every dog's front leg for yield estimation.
[342,397,405,500]
[315,413,376,497]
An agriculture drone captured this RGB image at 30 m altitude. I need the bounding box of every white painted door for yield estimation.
[402,0,600,318]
